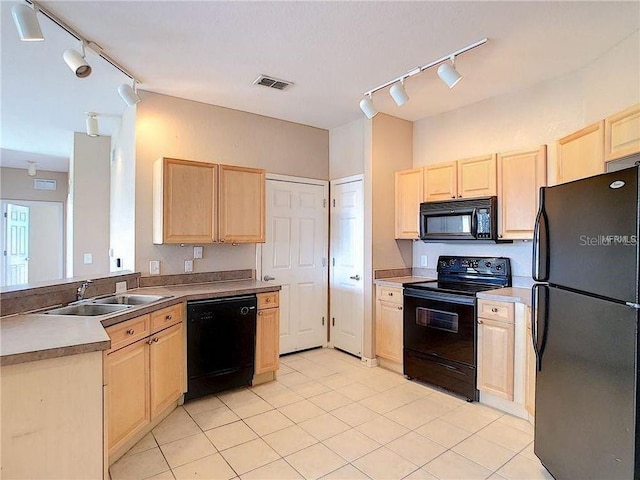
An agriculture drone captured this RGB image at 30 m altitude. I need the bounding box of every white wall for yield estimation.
[135,91,329,275]
[110,107,136,273]
[329,118,365,180]
[71,133,111,277]
[413,30,640,280]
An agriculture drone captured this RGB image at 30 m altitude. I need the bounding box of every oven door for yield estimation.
[403,288,476,366]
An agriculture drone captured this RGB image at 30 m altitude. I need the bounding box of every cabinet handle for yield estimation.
[126,329,135,335]
[147,339,153,345]
[451,196,455,199]
[491,308,499,313]
[266,297,272,303]
[220,238,226,243]
[258,311,264,316]
[397,306,403,310]
[153,337,159,343]
[166,314,172,321]
[478,319,484,324]
[458,195,462,198]
[498,234,503,239]
[388,292,393,296]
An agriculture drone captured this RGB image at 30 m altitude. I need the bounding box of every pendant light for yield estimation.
[11,4,44,41]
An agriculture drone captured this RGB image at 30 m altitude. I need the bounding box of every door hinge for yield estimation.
[3,250,6,256]
[322,316,325,326]
[322,258,326,267]
[332,317,335,327]
[332,258,335,267]
[3,212,6,218]
[323,198,327,208]
[332,199,336,207]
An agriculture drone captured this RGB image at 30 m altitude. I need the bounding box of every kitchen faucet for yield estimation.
[77,280,93,301]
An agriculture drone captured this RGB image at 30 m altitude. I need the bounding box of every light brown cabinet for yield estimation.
[497,146,547,240]
[525,307,536,416]
[457,154,497,198]
[255,292,280,378]
[477,299,515,401]
[424,161,457,201]
[375,285,403,364]
[394,168,423,239]
[105,304,185,459]
[557,121,604,184]
[605,103,640,162]
[153,158,265,244]
[219,165,266,243]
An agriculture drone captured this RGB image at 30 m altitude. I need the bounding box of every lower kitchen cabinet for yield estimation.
[254,292,280,382]
[477,315,515,400]
[375,285,404,365]
[104,305,185,461]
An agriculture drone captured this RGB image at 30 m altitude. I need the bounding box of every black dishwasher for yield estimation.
[185,295,257,401]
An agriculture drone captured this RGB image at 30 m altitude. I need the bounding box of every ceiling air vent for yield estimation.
[253,75,294,91]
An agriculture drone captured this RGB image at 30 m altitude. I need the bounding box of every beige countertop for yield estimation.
[374,276,435,287]
[1,279,280,367]
[477,287,532,307]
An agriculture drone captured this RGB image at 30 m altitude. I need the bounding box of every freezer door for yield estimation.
[533,166,639,303]
[534,286,640,479]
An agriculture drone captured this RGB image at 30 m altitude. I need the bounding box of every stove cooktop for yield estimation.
[407,281,505,296]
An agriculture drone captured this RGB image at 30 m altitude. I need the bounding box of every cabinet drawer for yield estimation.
[477,300,514,322]
[106,315,151,353]
[376,286,403,305]
[151,304,183,332]
[257,292,279,309]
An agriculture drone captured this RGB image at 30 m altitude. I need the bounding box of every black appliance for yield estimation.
[532,165,640,480]
[404,256,512,401]
[185,295,257,401]
[420,196,507,242]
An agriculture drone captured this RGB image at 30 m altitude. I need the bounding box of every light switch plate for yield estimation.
[193,246,203,259]
[420,254,428,267]
[185,259,194,273]
[149,260,160,275]
[83,253,93,264]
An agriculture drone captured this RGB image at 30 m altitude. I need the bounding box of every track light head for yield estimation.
[389,80,409,107]
[359,94,378,119]
[437,57,462,89]
[86,113,99,137]
[63,48,92,78]
[118,83,141,107]
[12,4,44,41]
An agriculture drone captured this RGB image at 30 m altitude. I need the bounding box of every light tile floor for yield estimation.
[110,348,553,480]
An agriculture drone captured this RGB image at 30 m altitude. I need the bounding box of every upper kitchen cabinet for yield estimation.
[423,161,458,201]
[497,146,547,240]
[457,154,497,198]
[218,165,266,243]
[153,158,217,244]
[557,121,604,184]
[604,104,640,162]
[395,168,423,239]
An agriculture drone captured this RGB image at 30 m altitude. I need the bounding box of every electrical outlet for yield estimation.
[149,260,160,275]
[115,281,127,293]
[83,253,93,264]
[420,254,428,267]
[193,246,203,259]
[185,259,194,273]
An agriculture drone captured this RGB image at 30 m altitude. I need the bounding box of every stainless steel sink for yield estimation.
[90,294,169,305]
[44,303,134,316]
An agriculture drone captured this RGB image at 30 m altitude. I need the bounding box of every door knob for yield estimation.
[349,275,361,281]
[263,275,275,281]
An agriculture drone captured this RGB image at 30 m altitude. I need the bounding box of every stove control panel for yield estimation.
[437,256,511,277]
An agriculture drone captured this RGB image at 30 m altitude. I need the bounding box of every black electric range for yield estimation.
[403,256,512,401]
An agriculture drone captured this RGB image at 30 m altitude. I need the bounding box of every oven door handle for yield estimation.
[404,289,476,305]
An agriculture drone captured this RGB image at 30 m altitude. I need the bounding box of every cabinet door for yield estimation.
[106,339,150,454]
[395,168,423,239]
[477,317,515,400]
[153,158,217,244]
[525,308,536,416]
[497,146,547,240]
[605,104,640,162]
[219,165,266,243]
[255,308,280,374]
[424,162,457,201]
[375,300,403,363]
[458,154,497,198]
[557,121,604,184]
[149,323,185,419]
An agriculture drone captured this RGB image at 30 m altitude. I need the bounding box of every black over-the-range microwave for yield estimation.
[419,196,509,242]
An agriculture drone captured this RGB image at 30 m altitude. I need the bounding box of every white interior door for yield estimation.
[330,177,364,357]
[3,203,30,286]
[261,177,328,354]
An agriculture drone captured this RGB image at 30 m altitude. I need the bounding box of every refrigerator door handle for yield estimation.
[532,284,549,372]
[532,187,549,282]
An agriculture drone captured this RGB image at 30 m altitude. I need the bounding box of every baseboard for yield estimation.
[360,356,378,368]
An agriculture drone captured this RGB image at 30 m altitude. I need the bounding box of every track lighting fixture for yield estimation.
[118,81,141,107]
[437,56,462,89]
[389,79,409,107]
[86,113,99,137]
[63,42,92,78]
[11,3,44,41]
[27,161,37,177]
[359,38,487,118]
[359,93,378,119]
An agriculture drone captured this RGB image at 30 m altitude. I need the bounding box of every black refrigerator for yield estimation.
[532,165,640,479]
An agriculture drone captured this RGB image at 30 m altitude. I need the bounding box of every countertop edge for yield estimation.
[0,339,111,367]
[477,287,532,307]
[374,276,435,287]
